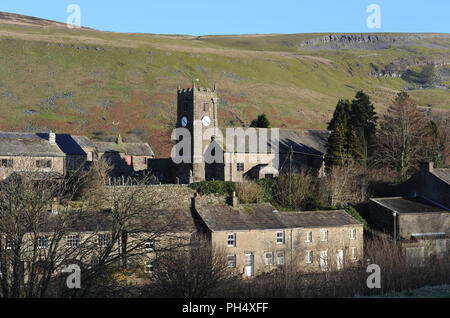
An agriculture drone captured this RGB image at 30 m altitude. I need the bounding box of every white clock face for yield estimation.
[181,116,188,127]
[202,116,211,127]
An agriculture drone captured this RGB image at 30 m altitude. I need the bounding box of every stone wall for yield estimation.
[104,184,227,209]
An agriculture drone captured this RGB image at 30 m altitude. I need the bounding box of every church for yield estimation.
[148,83,330,184]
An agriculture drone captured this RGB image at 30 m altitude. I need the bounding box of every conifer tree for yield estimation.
[327,99,352,131]
[325,124,347,170]
[250,113,271,128]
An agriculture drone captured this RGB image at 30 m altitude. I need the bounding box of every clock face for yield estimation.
[202,116,211,127]
[181,116,188,127]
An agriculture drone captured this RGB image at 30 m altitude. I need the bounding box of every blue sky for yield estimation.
[0,0,448,35]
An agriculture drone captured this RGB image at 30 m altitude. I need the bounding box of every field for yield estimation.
[0,12,449,156]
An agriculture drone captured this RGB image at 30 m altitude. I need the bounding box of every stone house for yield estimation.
[0,131,86,180]
[94,135,155,175]
[193,197,363,277]
[72,135,98,164]
[367,162,450,265]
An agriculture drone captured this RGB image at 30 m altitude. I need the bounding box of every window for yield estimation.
[203,103,209,112]
[37,236,49,249]
[321,230,328,242]
[320,250,328,271]
[306,251,313,264]
[183,102,188,113]
[97,234,110,247]
[305,231,312,243]
[236,163,244,172]
[145,240,155,251]
[351,247,357,259]
[351,229,356,240]
[276,231,285,244]
[227,233,236,247]
[145,260,154,273]
[66,235,80,247]
[36,159,52,169]
[227,255,236,268]
[1,159,13,168]
[277,251,285,265]
[265,252,274,266]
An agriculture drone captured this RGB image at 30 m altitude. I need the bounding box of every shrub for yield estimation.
[345,206,369,230]
[189,180,235,196]
[235,179,262,203]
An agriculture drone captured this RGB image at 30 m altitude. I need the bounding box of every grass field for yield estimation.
[0,13,448,156]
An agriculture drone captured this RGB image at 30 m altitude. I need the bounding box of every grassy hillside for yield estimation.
[0,12,448,156]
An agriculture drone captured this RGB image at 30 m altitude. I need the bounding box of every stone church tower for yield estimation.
[176,82,221,182]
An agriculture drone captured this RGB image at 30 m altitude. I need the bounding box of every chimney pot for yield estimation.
[420,161,434,173]
[49,131,56,144]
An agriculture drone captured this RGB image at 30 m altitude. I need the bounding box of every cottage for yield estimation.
[193,196,363,277]
[0,131,86,179]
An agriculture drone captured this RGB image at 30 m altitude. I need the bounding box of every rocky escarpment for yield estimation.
[300,33,450,50]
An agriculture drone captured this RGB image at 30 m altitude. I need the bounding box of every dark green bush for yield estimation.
[345,206,369,230]
[189,180,235,196]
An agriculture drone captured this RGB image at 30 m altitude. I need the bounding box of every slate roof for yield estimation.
[0,132,64,157]
[370,196,449,214]
[37,133,86,156]
[72,135,96,149]
[42,208,196,233]
[195,203,360,232]
[219,128,330,155]
[94,141,154,156]
[431,168,450,186]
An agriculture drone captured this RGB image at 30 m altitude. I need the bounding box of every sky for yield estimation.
[0,0,449,35]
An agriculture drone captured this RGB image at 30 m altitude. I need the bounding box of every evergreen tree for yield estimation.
[327,99,352,131]
[325,124,347,170]
[349,90,378,162]
[250,113,271,128]
[346,129,364,165]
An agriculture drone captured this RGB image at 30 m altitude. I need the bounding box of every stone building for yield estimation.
[72,135,98,164]
[149,83,330,183]
[0,131,86,180]
[93,134,155,175]
[193,196,363,277]
[367,162,450,265]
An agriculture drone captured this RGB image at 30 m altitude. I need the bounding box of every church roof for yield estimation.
[218,128,330,155]
[93,141,154,156]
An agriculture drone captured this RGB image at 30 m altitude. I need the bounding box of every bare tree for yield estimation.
[375,92,430,175]
[150,238,234,298]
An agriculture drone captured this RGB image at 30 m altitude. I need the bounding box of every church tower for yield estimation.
[177,82,219,182]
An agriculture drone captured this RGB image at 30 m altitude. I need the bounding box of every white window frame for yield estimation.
[277,251,285,265]
[306,250,313,264]
[97,234,110,248]
[265,252,274,266]
[350,228,356,240]
[66,235,80,248]
[321,230,328,242]
[227,233,236,247]
[145,240,155,251]
[37,236,49,249]
[320,250,328,271]
[145,260,154,273]
[351,247,357,259]
[276,231,285,245]
[227,255,236,268]
[305,231,312,243]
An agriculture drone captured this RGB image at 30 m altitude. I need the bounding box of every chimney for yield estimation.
[49,131,56,144]
[420,161,434,173]
[227,191,239,208]
[116,133,123,144]
[191,192,200,209]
